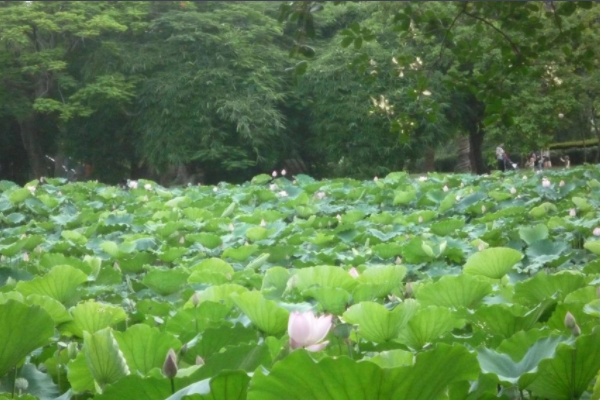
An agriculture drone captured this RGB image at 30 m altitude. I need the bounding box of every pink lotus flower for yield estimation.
[349,267,359,278]
[288,311,332,352]
[569,209,576,217]
[594,227,600,236]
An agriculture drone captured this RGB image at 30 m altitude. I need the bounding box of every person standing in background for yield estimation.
[496,143,506,172]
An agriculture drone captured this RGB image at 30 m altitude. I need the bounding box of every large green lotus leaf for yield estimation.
[8,188,32,204]
[67,351,95,394]
[546,303,597,334]
[190,258,233,275]
[83,328,130,389]
[401,238,435,264]
[406,210,437,224]
[430,218,465,237]
[415,274,492,309]
[166,370,250,400]
[113,324,181,376]
[231,291,289,336]
[0,301,55,378]
[496,329,555,361]
[488,190,512,201]
[119,252,156,274]
[0,363,59,400]
[222,245,258,262]
[39,253,92,274]
[471,302,551,338]
[525,240,571,267]
[156,247,189,263]
[565,286,597,304]
[371,243,403,259]
[393,189,417,206]
[195,284,248,310]
[302,287,351,315]
[514,272,586,305]
[584,240,600,256]
[355,265,407,298]
[343,300,419,343]
[126,237,157,251]
[366,349,414,369]
[438,192,457,213]
[100,241,136,259]
[0,291,24,304]
[572,196,593,212]
[526,329,600,400]
[246,227,269,242]
[519,224,549,245]
[247,344,479,400]
[16,265,88,305]
[261,267,291,300]
[463,248,523,279]
[185,325,258,363]
[25,294,72,324]
[529,202,557,218]
[396,306,458,350]
[93,375,172,400]
[293,265,359,293]
[60,300,127,338]
[186,233,222,249]
[142,268,190,296]
[165,302,231,342]
[61,230,88,246]
[477,334,569,386]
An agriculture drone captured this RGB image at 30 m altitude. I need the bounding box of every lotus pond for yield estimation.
[3,166,600,400]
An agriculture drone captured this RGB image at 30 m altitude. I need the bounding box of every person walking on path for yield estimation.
[496,143,506,172]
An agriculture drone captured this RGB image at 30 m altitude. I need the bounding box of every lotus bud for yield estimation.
[395,256,402,264]
[192,292,200,308]
[281,169,287,176]
[272,170,278,178]
[481,205,486,213]
[293,180,297,184]
[260,219,266,227]
[145,183,152,190]
[196,356,205,365]
[27,186,36,193]
[418,216,423,223]
[229,223,234,231]
[113,262,121,272]
[559,113,564,119]
[564,312,576,329]
[405,282,413,298]
[542,179,550,188]
[213,187,218,192]
[569,209,576,217]
[523,175,528,180]
[179,236,185,244]
[572,324,581,337]
[374,176,378,181]
[163,349,178,379]
[14,377,28,392]
[510,187,516,195]
[456,195,461,201]
[443,185,449,192]
[67,342,78,360]
[460,182,464,187]
[559,180,565,187]
[23,253,29,262]
[594,227,600,237]
[349,267,359,278]
[478,243,486,251]
[336,214,342,222]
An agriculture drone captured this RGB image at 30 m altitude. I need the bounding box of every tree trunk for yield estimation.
[17,116,47,179]
[456,136,472,173]
[422,146,436,172]
[469,129,487,174]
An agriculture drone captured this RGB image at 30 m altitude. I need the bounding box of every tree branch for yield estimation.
[463,10,521,56]
[428,1,468,74]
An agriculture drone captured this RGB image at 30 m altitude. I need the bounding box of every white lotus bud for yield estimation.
[260,219,266,227]
[558,113,564,119]
[163,349,178,379]
[510,187,517,195]
[395,256,402,264]
[481,205,486,213]
[213,187,218,192]
[418,216,423,223]
[144,183,152,190]
[569,209,576,217]
[281,169,287,176]
[564,312,576,329]
[272,170,278,178]
[374,176,378,181]
[196,355,205,365]
[559,180,565,187]
[443,185,449,192]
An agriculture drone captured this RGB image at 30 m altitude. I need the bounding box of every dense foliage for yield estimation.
[2,166,600,399]
[1,1,600,183]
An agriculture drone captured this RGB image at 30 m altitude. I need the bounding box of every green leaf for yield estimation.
[343,300,419,343]
[60,300,127,338]
[142,268,190,296]
[231,291,289,336]
[222,245,258,262]
[397,306,458,350]
[416,274,492,309]
[166,370,250,400]
[294,265,359,293]
[113,324,181,376]
[83,328,130,389]
[16,265,88,305]
[25,294,72,324]
[302,287,351,315]
[463,247,523,279]
[526,329,600,399]
[186,324,258,361]
[519,224,548,245]
[67,351,96,394]
[0,300,55,378]
[514,272,586,305]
